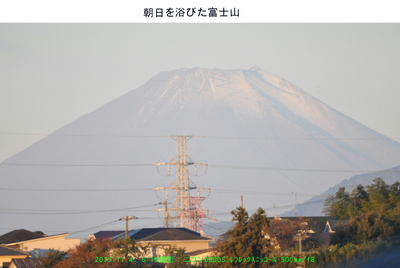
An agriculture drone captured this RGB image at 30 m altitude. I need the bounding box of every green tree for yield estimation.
[39,249,68,268]
[364,178,390,216]
[387,181,400,229]
[213,207,271,268]
[53,238,121,268]
[215,206,250,265]
[349,184,369,217]
[332,213,394,244]
[52,238,150,268]
[323,187,351,219]
[325,178,400,245]
[163,245,190,268]
[316,178,400,267]
[114,237,150,262]
[247,208,270,258]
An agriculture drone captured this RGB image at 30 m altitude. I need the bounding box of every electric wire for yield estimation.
[68,220,121,236]
[205,198,327,218]
[0,163,154,167]
[1,161,398,174]
[212,188,316,196]
[208,164,400,173]
[0,132,170,138]
[0,187,154,192]
[0,187,316,197]
[1,133,397,234]
[1,132,399,141]
[0,204,159,215]
[199,135,400,141]
[0,198,328,236]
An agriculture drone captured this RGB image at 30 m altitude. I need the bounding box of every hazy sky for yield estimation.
[1,23,400,239]
[1,24,400,163]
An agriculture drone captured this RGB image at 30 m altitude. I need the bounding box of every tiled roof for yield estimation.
[324,220,348,232]
[0,245,28,256]
[187,248,215,256]
[0,229,45,244]
[11,258,43,268]
[109,228,210,242]
[130,228,210,241]
[270,216,338,233]
[91,231,125,240]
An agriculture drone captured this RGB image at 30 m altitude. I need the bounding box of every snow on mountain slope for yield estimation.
[1,67,400,235]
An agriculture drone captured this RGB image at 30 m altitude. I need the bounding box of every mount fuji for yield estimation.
[2,67,400,235]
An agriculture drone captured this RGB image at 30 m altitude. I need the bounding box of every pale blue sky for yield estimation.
[1,23,400,162]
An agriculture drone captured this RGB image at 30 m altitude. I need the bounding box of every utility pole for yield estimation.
[298,235,302,256]
[119,216,138,239]
[295,228,309,268]
[158,188,170,227]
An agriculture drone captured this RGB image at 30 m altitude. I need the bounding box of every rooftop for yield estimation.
[10,258,43,268]
[90,230,124,240]
[0,229,45,244]
[0,245,28,257]
[93,228,210,242]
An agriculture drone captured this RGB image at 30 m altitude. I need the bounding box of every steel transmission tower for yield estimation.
[189,195,207,233]
[156,135,209,231]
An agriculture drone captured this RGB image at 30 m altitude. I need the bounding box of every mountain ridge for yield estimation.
[283,164,400,216]
[1,67,400,234]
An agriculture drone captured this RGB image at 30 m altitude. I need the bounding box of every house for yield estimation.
[319,219,348,245]
[9,258,42,268]
[266,216,338,249]
[0,245,29,268]
[118,228,211,254]
[187,248,216,266]
[0,229,80,257]
[269,216,337,234]
[92,227,212,259]
[0,230,44,245]
[323,220,347,233]
[89,230,124,240]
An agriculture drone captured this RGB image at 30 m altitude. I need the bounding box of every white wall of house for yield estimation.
[7,234,80,254]
[0,255,27,268]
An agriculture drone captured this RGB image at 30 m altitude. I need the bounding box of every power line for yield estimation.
[200,135,400,141]
[0,218,161,235]
[1,132,399,141]
[0,132,170,138]
[0,210,156,215]
[0,220,121,235]
[208,164,400,173]
[212,189,316,197]
[68,220,121,236]
[0,163,154,167]
[0,204,159,215]
[206,198,327,216]
[0,187,154,192]
[0,187,317,197]
[1,161,399,174]
[203,222,232,233]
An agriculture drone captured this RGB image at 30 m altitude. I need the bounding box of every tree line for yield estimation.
[323,177,400,244]
[40,177,400,267]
